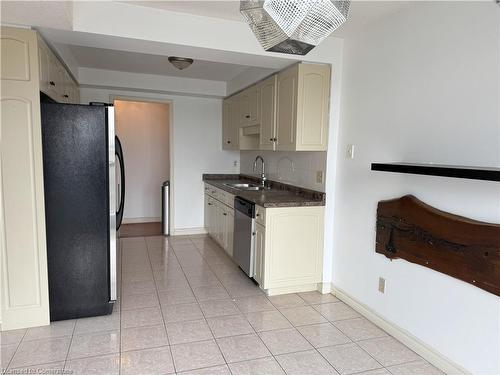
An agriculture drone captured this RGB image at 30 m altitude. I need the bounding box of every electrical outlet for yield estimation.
[346,144,355,159]
[233,160,239,167]
[378,277,386,294]
[316,171,323,184]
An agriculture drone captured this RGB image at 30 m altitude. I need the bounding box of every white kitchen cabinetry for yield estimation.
[222,63,330,151]
[222,97,238,150]
[258,75,277,150]
[1,27,50,330]
[37,36,79,104]
[204,184,235,257]
[254,222,265,286]
[276,63,331,151]
[252,205,325,296]
[239,86,261,127]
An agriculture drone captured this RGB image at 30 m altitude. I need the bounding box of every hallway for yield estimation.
[1,235,442,374]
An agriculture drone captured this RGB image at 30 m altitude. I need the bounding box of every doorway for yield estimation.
[113,98,172,237]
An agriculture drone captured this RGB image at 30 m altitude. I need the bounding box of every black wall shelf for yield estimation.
[371,163,500,182]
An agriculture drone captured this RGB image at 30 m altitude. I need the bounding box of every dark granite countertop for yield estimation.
[203,174,325,208]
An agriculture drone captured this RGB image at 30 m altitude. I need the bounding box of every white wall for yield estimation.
[334,3,500,374]
[115,100,170,222]
[80,88,239,232]
[240,151,327,192]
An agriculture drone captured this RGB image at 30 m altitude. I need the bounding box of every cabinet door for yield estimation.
[258,76,277,150]
[215,202,226,248]
[74,84,80,104]
[225,209,234,258]
[47,52,60,100]
[238,92,250,126]
[230,96,241,149]
[296,64,330,151]
[276,65,298,151]
[61,70,72,103]
[37,39,50,94]
[248,87,261,126]
[254,223,265,286]
[222,98,238,150]
[1,27,50,329]
[204,194,210,231]
[207,197,216,237]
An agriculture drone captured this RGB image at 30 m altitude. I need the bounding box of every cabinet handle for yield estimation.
[227,140,231,144]
[269,138,273,141]
[256,213,260,217]
[274,138,278,142]
[245,115,250,118]
[223,213,227,216]
[63,94,69,98]
[49,81,55,86]
[208,203,212,206]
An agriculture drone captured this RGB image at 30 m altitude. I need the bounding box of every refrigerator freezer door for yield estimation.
[41,103,113,320]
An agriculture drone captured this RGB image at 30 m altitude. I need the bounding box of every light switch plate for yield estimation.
[316,171,324,184]
[378,277,386,294]
[347,144,355,159]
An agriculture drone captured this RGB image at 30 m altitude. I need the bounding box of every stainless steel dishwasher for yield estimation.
[233,196,256,277]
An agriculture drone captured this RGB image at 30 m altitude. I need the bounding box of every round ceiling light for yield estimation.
[168,56,194,70]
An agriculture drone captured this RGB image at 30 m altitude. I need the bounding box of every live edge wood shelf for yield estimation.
[371,163,500,182]
[376,195,500,296]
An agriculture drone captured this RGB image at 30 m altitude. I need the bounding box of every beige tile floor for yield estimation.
[1,235,445,375]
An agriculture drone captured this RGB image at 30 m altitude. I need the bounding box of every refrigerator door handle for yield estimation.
[107,107,117,302]
[115,135,125,230]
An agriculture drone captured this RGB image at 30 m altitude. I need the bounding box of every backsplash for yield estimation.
[240,151,327,192]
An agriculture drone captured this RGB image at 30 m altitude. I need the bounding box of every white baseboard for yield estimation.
[171,227,208,236]
[122,217,160,224]
[265,283,318,296]
[332,286,471,375]
[317,282,333,294]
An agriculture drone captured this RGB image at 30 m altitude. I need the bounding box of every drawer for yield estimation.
[255,205,265,226]
[205,184,220,199]
[205,183,235,208]
[222,191,235,208]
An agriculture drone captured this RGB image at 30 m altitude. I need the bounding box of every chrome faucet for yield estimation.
[253,155,267,187]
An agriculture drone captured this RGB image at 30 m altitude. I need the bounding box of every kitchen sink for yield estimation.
[224,183,267,191]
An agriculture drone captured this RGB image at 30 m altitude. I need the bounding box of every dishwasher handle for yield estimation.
[234,196,256,218]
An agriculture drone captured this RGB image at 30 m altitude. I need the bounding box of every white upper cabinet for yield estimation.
[37,36,79,104]
[222,63,330,151]
[258,75,277,150]
[295,63,331,151]
[222,96,239,150]
[275,65,298,151]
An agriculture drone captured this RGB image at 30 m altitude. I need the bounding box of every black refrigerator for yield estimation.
[41,102,125,321]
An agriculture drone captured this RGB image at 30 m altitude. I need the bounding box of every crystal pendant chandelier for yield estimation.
[240,0,350,55]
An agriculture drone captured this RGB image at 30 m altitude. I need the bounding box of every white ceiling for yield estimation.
[65,44,251,81]
[0,0,72,30]
[125,1,412,38]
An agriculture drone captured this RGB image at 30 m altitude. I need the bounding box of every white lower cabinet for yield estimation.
[204,185,325,295]
[253,205,325,295]
[224,208,234,257]
[254,223,266,286]
[204,189,235,258]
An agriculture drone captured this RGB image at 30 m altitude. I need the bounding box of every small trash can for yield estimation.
[162,180,170,236]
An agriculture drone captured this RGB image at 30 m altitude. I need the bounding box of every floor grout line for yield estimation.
[5,328,28,370]
[22,234,436,375]
[145,236,177,374]
[172,237,228,372]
